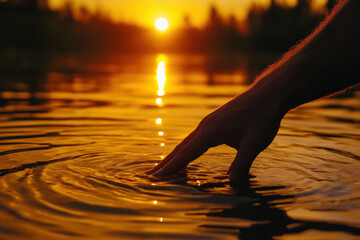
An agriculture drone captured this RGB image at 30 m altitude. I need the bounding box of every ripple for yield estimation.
[0,79,359,239]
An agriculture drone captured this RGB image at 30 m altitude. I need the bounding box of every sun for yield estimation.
[155,18,169,32]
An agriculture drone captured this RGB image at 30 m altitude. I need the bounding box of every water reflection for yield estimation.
[199,181,360,239]
[156,118,162,125]
[154,54,167,108]
[155,54,167,162]
[156,54,166,96]
[155,97,163,106]
[0,53,358,240]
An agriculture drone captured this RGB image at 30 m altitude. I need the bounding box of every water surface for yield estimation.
[0,54,359,239]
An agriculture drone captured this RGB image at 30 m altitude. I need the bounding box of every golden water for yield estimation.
[0,54,359,239]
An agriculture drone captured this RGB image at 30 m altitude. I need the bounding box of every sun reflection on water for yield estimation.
[155,54,168,162]
[156,55,166,97]
[156,118,162,125]
[155,97,163,106]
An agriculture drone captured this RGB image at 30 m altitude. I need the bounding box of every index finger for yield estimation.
[153,133,212,176]
[145,129,198,174]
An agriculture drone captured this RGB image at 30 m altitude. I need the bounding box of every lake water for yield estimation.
[0,54,359,239]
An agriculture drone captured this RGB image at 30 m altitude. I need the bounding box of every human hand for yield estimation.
[148,0,360,182]
[146,87,285,182]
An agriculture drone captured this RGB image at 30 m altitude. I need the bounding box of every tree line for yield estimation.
[0,0,336,54]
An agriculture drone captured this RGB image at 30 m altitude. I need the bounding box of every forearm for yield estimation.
[249,0,360,114]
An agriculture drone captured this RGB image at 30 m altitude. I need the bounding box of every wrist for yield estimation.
[250,51,312,116]
[247,73,294,118]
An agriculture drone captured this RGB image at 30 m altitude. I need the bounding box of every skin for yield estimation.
[146,0,360,182]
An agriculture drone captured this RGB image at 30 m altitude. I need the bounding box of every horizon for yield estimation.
[48,0,328,29]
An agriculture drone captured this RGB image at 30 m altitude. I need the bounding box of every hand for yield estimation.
[146,87,285,182]
[146,0,360,182]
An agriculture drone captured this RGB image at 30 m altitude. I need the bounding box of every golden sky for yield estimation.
[48,0,327,29]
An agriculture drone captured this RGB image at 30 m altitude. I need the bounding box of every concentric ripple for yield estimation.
[0,67,359,239]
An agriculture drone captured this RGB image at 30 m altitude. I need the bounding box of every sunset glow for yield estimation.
[48,0,328,28]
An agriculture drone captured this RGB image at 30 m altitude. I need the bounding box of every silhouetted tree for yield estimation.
[0,0,326,55]
[183,14,192,29]
[247,0,324,52]
[207,5,223,29]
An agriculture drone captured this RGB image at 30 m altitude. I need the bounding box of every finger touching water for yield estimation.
[145,129,200,175]
[153,134,211,176]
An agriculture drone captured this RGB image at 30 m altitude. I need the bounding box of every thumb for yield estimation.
[228,148,256,183]
[228,122,280,182]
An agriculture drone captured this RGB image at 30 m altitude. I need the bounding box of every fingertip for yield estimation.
[229,171,248,181]
[144,169,153,175]
[228,158,252,184]
[228,163,250,178]
[228,171,250,187]
[153,169,187,180]
[145,165,160,175]
[152,171,162,177]
[152,168,167,177]
[229,149,255,176]
[153,166,187,177]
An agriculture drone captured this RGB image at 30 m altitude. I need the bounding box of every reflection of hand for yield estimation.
[146,87,285,182]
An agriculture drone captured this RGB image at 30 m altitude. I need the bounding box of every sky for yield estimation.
[48,0,328,29]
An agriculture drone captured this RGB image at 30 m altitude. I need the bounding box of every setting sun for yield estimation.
[155,18,169,31]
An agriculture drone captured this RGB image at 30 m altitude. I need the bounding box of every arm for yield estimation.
[146,0,360,181]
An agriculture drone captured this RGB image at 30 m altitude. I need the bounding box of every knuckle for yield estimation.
[199,115,211,127]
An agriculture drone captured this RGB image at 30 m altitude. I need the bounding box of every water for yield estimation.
[0,54,359,239]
